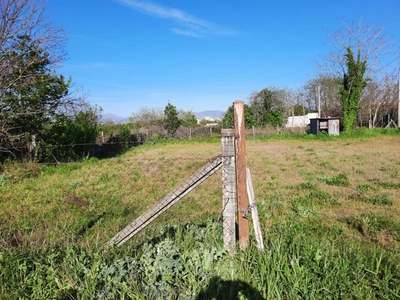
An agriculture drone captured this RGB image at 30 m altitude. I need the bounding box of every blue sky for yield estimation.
[48,0,400,117]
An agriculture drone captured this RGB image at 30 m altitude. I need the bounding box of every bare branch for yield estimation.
[318,18,399,79]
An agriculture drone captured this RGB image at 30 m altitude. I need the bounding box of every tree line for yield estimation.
[1,1,398,164]
[224,19,399,131]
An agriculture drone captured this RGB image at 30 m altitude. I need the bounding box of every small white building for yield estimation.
[197,116,216,125]
[285,113,319,128]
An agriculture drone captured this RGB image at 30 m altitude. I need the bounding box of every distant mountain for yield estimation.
[194,110,224,121]
[100,113,128,124]
[100,110,225,124]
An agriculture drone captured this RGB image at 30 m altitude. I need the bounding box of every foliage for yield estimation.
[314,19,400,127]
[249,88,287,127]
[1,220,399,299]
[0,172,13,186]
[362,194,393,206]
[292,104,310,116]
[221,104,256,129]
[37,108,100,162]
[222,87,290,129]
[318,173,350,187]
[179,110,198,127]
[339,126,400,138]
[164,102,181,136]
[119,124,132,151]
[0,0,66,154]
[0,35,71,152]
[319,19,399,80]
[0,1,92,162]
[128,106,198,140]
[0,222,227,299]
[0,0,66,100]
[340,47,369,132]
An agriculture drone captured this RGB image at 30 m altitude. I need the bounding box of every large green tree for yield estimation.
[0,0,74,157]
[249,88,287,127]
[222,104,256,129]
[164,102,181,136]
[178,110,198,127]
[2,36,71,134]
[0,35,72,155]
[319,19,399,128]
[340,47,368,132]
[0,1,93,161]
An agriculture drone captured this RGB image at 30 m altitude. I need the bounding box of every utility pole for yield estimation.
[398,53,400,128]
[318,85,321,118]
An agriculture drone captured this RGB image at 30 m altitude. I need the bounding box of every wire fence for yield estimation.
[1,124,308,164]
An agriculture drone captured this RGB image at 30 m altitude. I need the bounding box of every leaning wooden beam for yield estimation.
[105,155,223,247]
[246,168,264,251]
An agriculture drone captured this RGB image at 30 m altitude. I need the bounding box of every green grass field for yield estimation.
[1,130,399,299]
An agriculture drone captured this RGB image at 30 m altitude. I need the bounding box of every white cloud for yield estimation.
[171,28,202,38]
[113,0,236,37]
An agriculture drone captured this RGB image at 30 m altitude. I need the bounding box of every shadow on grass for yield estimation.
[75,212,106,239]
[195,276,265,300]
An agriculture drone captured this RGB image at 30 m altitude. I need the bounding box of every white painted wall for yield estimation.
[285,113,319,128]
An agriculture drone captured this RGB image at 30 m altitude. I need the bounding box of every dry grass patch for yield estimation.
[246,136,400,247]
[1,135,400,249]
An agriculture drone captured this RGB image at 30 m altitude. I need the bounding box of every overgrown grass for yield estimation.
[1,131,400,298]
[1,219,399,299]
[254,127,399,141]
[318,173,350,186]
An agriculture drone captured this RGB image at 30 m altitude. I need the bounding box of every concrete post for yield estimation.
[221,129,236,251]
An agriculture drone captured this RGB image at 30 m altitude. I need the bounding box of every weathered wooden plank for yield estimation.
[234,100,249,249]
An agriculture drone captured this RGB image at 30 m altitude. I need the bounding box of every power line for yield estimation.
[372,56,399,74]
